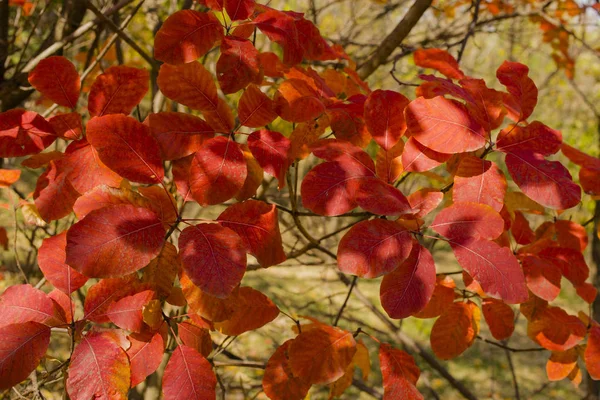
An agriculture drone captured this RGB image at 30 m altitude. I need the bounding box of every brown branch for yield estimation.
[358,0,433,80]
[475,336,545,352]
[456,0,482,63]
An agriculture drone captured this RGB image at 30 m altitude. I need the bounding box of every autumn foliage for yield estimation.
[1,0,599,399]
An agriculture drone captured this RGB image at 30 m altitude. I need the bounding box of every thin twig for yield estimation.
[334,276,357,326]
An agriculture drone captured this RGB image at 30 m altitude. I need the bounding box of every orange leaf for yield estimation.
[430,301,480,359]
[238,84,278,128]
[413,48,464,80]
[263,340,312,400]
[482,298,515,340]
[288,324,357,384]
[142,242,181,299]
[379,343,423,399]
[585,326,600,380]
[28,56,80,108]
[0,169,20,187]
[88,65,149,117]
[546,348,578,381]
[181,273,237,322]
[274,79,325,123]
[214,286,279,335]
[178,321,213,357]
[157,62,219,112]
[527,306,586,351]
[413,275,456,319]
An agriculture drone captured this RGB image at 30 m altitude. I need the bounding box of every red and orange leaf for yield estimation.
[33,160,80,222]
[585,326,600,380]
[157,62,219,112]
[405,97,486,154]
[28,56,80,108]
[179,223,246,298]
[162,345,216,400]
[263,340,312,400]
[0,169,20,187]
[0,109,56,157]
[72,185,150,219]
[547,348,578,381]
[413,275,456,319]
[214,286,279,335]
[254,10,303,66]
[138,186,178,227]
[431,202,504,242]
[364,89,409,150]
[106,290,155,332]
[288,324,356,385]
[0,322,51,390]
[238,84,278,127]
[178,322,212,357]
[48,112,82,140]
[497,121,562,156]
[430,301,480,359]
[86,115,164,184]
[247,129,291,186]
[527,306,586,351]
[83,275,143,323]
[154,10,223,65]
[506,151,580,210]
[235,144,264,201]
[413,48,464,80]
[561,143,600,168]
[127,331,165,387]
[538,219,588,252]
[522,255,562,302]
[338,219,413,278]
[180,273,237,322]
[218,200,286,267]
[539,247,589,286]
[379,343,423,399]
[459,77,506,131]
[482,298,515,340]
[401,136,451,172]
[380,243,436,319]
[451,239,528,304]
[88,66,149,117]
[225,0,255,20]
[407,189,443,218]
[453,156,507,212]
[189,136,247,205]
[67,331,130,400]
[217,36,262,94]
[21,151,63,169]
[496,61,538,121]
[355,178,413,216]
[48,289,72,324]
[38,231,88,294]
[575,282,597,304]
[0,284,65,327]
[274,79,325,122]
[376,142,404,184]
[511,211,535,244]
[66,204,165,278]
[146,112,214,161]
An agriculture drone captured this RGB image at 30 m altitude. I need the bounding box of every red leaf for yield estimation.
[405,97,486,154]
[154,10,223,65]
[0,284,65,327]
[431,301,480,359]
[106,290,155,332]
[254,10,303,65]
[162,345,216,399]
[214,286,279,335]
[127,331,165,387]
[83,275,143,323]
[217,36,262,94]
[263,340,312,400]
[38,231,88,293]
[146,112,214,160]
[413,48,464,80]
[380,243,436,319]
[355,178,412,216]
[179,223,247,298]
[180,273,237,322]
[88,66,149,117]
[539,247,589,286]
[337,219,413,278]
[300,162,359,216]
[33,160,80,222]
[189,136,247,205]
[157,61,219,112]
[0,322,51,390]
[431,202,504,242]
[450,239,528,304]
[72,185,150,219]
[482,298,515,340]
[225,0,255,20]
[218,200,286,268]
[497,121,562,156]
[511,211,536,245]
[407,189,443,218]
[364,90,409,151]
[505,151,580,210]
[575,282,597,304]
[178,322,212,357]
[379,343,423,399]
[459,77,506,132]
[413,275,456,319]
[28,56,80,108]
[561,143,600,168]
[86,115,163,184]
[585,326,600,380]
[288,324,356,385]
[238,84,277,127]
[522,255,561,301]
[236,144,264,201]
[66,205,165,278]
[496,61,538,120]
[203,97,235,132]
[67,332,130,400]
[48,112,82,140]
[0,109,56,157]
[48,289,72,324]
[274,79,325,122]
[527,306,586,351]
[376,143,404,184]
[401,136,451,172]
[453,156,507,212]
[247,129,291,186]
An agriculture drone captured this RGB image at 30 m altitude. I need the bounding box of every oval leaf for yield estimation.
[28,56,80,108]
[162,345,216,399]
